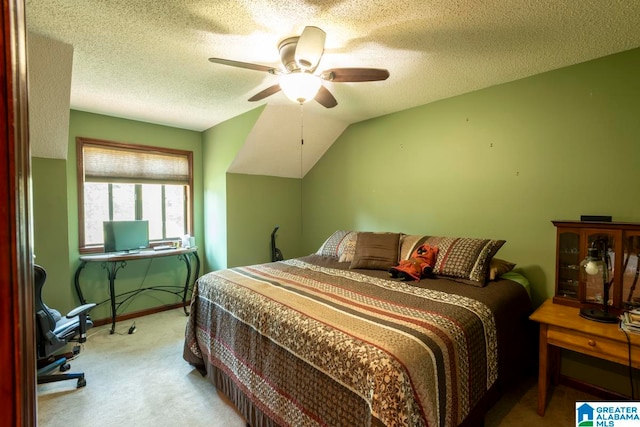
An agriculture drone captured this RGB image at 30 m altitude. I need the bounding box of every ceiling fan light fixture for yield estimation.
[279,71,322,104]
[209,26,389,108]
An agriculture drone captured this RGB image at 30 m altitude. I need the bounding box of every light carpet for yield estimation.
[37,308,594,426]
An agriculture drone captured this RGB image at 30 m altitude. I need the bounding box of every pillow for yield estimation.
[338,231,358,263]
[401,235,505,286]
[316,230,354,259]
[488,258,516,281]
[431,236,505,286]
[399,234,428,260]
[349,232,401,270]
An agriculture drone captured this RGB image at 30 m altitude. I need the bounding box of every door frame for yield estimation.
[1,0,36,425]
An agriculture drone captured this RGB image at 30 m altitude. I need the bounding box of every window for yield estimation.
[77,137,193,253]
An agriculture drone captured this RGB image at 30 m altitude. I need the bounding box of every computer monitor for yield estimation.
[103,220,149,253]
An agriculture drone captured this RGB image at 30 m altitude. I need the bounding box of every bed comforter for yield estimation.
[183,255,533,427]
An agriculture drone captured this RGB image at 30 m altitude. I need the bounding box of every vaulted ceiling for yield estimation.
[25,1,640,177]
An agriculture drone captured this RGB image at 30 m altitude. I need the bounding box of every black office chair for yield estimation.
[35,264,96,388]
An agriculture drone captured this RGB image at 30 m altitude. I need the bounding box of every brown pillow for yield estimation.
[349,232,401,270]
[488,258,516,280]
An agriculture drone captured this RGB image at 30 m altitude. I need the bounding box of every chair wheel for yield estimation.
[77,378,86,388]
[60,363,70,372]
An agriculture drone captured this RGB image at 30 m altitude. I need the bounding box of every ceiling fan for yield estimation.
[208,26,390,108]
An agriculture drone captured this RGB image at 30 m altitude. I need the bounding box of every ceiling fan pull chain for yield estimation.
[299,102,305,235]
[300,103,304,180]
[299,102,304,147]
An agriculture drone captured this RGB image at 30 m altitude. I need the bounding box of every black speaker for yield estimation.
[580,215,612,222]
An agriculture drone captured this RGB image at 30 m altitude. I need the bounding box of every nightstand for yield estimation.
[529,299,640,416]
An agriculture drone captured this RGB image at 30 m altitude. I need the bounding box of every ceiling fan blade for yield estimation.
[209,57,277,74]
[295,26,326,71]
[248,84,281,102]
[320,68,390,82]
[314,85,337,108]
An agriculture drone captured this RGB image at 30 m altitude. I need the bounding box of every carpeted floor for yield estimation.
[37,308,596,426]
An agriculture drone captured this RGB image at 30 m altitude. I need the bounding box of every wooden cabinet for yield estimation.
[553,220,640,312]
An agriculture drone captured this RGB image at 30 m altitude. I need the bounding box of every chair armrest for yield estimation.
[67,303,97,343]
[66,303,96,318]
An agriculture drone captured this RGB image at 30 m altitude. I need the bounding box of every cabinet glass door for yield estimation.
[557,231,580,300]
[583,232,616,307]
[623,232,640,308]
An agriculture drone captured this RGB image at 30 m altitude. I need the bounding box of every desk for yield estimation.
[74,247,200,334]
[530,299,640,416]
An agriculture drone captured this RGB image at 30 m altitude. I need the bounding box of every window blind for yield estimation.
[83,144,190,185]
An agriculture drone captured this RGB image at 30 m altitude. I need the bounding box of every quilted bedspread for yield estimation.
[184,256,531,427]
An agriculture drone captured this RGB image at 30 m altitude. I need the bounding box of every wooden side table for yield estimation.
[530,299,640,415]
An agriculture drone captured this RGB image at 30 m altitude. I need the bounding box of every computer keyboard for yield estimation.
[153,245,175,251]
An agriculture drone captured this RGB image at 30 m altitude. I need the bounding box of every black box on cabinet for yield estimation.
[580,215,612,222]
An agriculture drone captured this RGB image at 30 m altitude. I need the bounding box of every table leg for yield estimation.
[74,261,88,304]
[102,261,126,335]
[180,251,200,316]
[179,254,192,316]
[106,262,117,334]
[192,251,200,280]
[537,323,549,416]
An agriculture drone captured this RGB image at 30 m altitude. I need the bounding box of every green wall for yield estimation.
[301,47,640,396]
[201,106,264,271]
[226,173,302,267]
[303,47,640,308]
[32,110,204,323]
[32,157,71,312]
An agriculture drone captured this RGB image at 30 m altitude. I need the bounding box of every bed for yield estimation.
[183,231,534,427]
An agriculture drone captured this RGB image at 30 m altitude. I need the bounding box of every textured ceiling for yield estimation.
[25,0,640,133]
